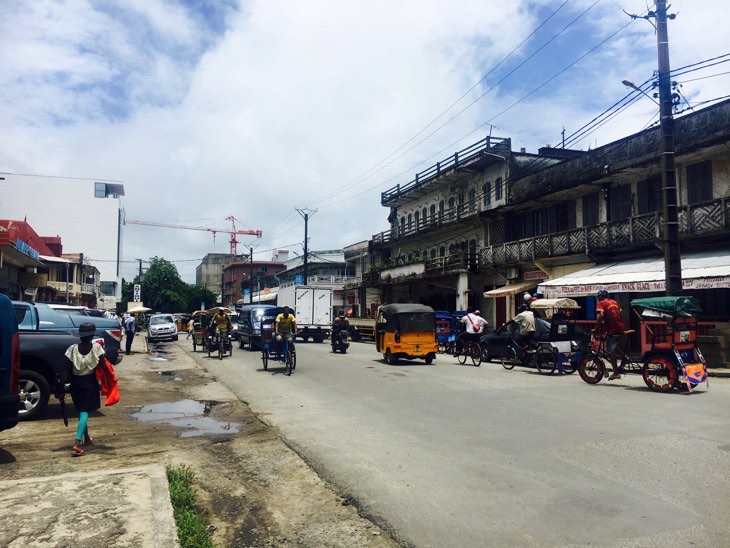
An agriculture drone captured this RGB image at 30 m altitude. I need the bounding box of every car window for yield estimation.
[150,315,174,325]
[35,304,75,328]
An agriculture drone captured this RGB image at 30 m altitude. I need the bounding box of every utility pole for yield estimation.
[625,1,682,295]
[296,208,316,284]
[655,0,682,295]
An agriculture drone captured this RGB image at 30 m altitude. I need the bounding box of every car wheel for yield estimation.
[18,370,50,421]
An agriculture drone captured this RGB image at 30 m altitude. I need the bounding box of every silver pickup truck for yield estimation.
[14,301,122,420]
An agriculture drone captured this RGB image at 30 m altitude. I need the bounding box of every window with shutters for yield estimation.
[609,185,632,221]
[582,193,599,226]
[686,160,713,204]
[637,176,661,214]
[483,181,492,206]
[495,177,503,200]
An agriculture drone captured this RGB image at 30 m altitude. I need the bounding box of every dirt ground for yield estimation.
[1,341,400,548]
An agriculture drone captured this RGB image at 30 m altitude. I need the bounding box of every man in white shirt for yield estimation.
[454,309,488,356]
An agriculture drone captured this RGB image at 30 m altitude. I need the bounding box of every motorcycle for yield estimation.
[331,329,350,353]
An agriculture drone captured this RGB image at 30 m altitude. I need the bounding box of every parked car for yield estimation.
[46,303,107,317]
[0,294,20,432]
[13,300,122,420]
[147,313,179,343]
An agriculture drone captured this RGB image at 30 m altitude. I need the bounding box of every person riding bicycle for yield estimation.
[512,308,536,350]
[274,306,297,363]
[454,309,488,356]
[212,308,232,341]
[331,312,349,349]
[595,288,625,380]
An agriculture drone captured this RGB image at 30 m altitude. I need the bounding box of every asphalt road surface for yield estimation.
[186,338,730,548]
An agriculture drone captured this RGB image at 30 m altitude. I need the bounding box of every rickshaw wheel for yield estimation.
[578,353,604,384]
[480,344,490,363]
[642,353,677,392]
[536,346,556,375]
[457,351,468,365]
[501,347,517,370]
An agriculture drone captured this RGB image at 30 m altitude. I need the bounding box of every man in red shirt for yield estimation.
[596,288,625,380]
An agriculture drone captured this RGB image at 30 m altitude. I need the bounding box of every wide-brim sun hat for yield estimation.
[74,321,97,338]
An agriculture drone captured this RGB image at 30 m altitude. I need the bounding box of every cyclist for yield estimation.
[595,288,625,380]
[274,306,297,363]
[454,309,488,356]
[212,308,232,341]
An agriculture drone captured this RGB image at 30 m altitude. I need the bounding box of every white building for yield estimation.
[0,174,125,300]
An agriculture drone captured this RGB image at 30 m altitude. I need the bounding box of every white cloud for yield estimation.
[1,0,729,283]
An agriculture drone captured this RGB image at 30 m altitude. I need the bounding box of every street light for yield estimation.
[621,79,660,106]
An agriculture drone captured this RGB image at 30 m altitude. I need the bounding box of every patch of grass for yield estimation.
[166,464,216,548]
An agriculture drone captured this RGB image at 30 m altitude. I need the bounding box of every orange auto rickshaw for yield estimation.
[375,304,438,365]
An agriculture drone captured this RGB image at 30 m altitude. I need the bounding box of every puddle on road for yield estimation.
[132,399,242,437]
[159,371,183,381]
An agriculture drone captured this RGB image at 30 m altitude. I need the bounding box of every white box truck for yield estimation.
[276,285,332,342]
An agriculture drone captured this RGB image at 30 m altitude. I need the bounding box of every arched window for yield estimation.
[439,246,446,257]
[430,248,437,258]
[430,204,436,224]
[414,211,420,230]
[400,217,405,234]
[483,181,492,206]
[495,177,503,200]
[448,197,456,220]
[407,213,413,230]
[422,207,427,227]
[439,200,445,221]
[448,243,456,255]
[468,189,476,213]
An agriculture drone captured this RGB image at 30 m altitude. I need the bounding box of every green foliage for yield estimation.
[166,464,216,548]
[119,258,217,313]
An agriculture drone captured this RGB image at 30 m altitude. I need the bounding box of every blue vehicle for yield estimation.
[435,310,457,354]
[259,307,297,375]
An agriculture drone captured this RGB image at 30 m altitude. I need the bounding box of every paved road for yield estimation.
[186,339,730,548]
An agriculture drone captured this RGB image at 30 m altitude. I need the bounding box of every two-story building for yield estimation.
[350,97,730,328]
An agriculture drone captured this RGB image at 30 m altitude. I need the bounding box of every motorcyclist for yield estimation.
[331,312,350,350]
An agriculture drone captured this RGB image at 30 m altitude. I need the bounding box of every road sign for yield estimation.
[133,284,141,302]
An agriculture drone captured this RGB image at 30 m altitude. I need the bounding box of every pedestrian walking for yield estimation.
[124,313,136,354]
[58,322,105,457]
[186,318,194,340]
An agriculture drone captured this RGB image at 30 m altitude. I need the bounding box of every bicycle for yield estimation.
[454,339,482,367]
[577,330,680,391]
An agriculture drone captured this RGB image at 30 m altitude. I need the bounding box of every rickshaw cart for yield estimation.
[205,307,234,360]
[260,318,297,375]
[578,296,707,392]
[190,310,209,352]
[480,298,589,375]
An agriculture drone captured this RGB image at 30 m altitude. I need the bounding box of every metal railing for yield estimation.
[380,135,509,206]
[362,197,730,285]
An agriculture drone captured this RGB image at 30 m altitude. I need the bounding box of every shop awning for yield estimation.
[537,250,730,296]
[483,280,535,298]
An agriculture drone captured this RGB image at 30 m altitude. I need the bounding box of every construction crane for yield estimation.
[124,215,262,255]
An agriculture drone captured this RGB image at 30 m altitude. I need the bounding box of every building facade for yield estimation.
[347,98,730,328]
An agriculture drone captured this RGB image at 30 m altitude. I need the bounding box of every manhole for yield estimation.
[159,371,183,381]
[132,399,241,437]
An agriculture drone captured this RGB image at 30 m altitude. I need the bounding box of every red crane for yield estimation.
[124,215,262,255]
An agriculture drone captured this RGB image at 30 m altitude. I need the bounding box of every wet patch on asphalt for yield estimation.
[132,399,242,437]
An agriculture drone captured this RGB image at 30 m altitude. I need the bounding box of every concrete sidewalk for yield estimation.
[0,332,181,547]
[0,464,177,547]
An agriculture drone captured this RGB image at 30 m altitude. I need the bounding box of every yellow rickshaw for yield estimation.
[375,304,438,365]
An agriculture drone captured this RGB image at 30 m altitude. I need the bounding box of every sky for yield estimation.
[1,0,729,284]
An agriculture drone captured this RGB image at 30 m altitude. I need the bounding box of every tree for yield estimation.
[141,257,187,312]
[119,258,218,313]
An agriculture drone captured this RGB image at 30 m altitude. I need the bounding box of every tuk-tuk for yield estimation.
[375,304,438,365]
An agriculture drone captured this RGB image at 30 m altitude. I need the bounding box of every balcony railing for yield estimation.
[381,136,509,206]
[360,197,730,287]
